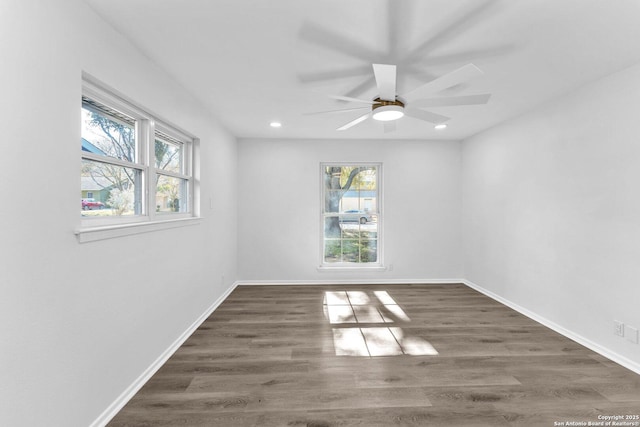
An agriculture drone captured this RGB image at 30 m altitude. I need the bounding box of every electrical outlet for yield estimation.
[627,326,639,344]
[614,320,625,337]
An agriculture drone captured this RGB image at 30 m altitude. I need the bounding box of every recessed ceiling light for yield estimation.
[270,122,282,128]
[434,124,447,130]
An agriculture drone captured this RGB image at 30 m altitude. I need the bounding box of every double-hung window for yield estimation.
[79,76,197,239]
[153,127,191,215]
[321,163,382,267]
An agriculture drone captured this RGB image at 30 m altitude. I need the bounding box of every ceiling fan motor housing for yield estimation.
[372,98,405,121]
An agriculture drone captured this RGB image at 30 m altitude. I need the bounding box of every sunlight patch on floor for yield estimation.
[325,290,438,357]
[332,328,370,356]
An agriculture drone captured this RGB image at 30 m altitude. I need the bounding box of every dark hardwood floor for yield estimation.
[108,284,640,426]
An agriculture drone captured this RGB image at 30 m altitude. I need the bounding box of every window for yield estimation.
[80,76,197,238]
[321,163,382,267]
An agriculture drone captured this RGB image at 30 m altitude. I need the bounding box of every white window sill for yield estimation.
[76,217,201,243]
[317,264,387,272]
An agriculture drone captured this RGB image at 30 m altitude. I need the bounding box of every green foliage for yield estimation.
[339,166,376,190]
[324,230,378,263]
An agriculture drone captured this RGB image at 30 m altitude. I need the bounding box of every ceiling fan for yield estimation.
[307,62,491,132]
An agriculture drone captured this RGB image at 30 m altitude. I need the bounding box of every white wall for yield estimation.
[0,1,237,426]
[237,138,463,282]
[3,1,638,424]
[462,63,640,369]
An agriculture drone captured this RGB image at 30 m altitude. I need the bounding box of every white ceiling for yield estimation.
[85,0,640,141]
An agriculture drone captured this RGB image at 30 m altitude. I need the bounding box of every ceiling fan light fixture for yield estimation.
[434,123,447,130]
[371,100,405,122]
[373,105,404,121]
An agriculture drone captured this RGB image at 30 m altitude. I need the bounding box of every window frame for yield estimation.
[319,162,384,270]
[77,75,199,242]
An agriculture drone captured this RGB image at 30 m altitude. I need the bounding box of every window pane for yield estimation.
[340,222,378,239]
[323,238,378,264]
[156,175,188,213]
[360,239,378,262]
[81,159,142,216]
[155,137,182,174]
[341,240,359,262]
[324,239,342,262]
[81,106,136,163]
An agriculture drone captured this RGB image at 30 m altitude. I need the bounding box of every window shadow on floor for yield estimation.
[323,290,438,357]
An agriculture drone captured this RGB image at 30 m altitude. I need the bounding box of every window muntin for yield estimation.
[321,164,381,266]
[80,78,196,228]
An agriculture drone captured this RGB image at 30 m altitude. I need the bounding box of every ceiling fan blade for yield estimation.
[386,0,415,58]
[298,66,372,84]
[329,95,378,105]
[407,0,500,58]
[405,108,450,124]
[383,121,397,133]
[372,64,397,101]
[394,65,438,94]
[386,0,400,56]
[299,22,382,62]
[342,75,377,100]
[420,45,515,67]
[337,112,371,131]
[411,93,491,108]
[304,107,370,116]
[402,63,483,101]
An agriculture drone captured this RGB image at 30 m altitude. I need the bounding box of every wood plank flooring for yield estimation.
[108,284,640,426]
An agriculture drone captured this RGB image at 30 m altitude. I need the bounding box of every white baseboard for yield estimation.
[237,278,466,286]
[462,279,640,376]
[90,281,238,427]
